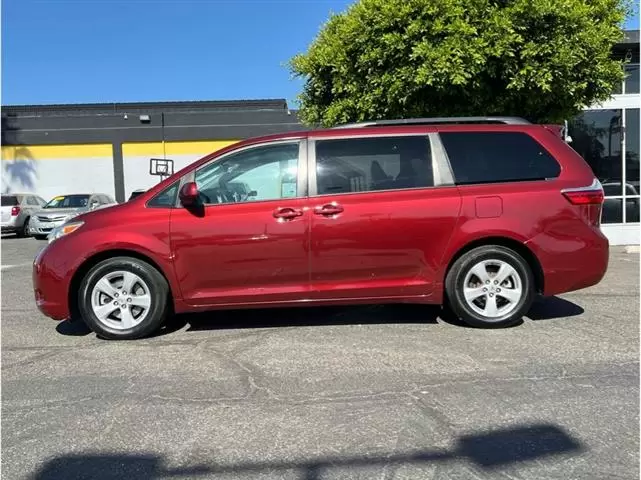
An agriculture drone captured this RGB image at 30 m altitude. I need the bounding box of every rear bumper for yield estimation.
[1,218,20,232]
[526,227,609,296]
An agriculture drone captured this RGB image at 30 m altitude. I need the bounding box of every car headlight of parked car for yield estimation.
[47,221,84,244]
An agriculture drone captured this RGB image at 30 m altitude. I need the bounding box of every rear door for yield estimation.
[308,132,462,301]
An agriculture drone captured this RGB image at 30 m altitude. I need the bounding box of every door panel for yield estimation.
[170,140,311,306]
[308,134,461,300]
[310,188,460,299]
[170,199,310,305]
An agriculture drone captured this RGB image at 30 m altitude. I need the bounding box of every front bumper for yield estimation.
[29,218,67,237]
[33,243,72,320]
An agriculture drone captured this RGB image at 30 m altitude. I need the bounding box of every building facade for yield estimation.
[568,30,640,245]
[2,31,639,244]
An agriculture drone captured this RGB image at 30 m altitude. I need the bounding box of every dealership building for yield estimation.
[1,30,639,244]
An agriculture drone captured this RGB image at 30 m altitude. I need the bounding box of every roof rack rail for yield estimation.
[332,116,531,129]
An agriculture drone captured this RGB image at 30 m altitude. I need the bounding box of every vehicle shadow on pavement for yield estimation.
[54,296,586,339]
[30,423,585,480]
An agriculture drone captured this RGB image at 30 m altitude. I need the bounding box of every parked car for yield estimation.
[128,189,146,201]
[1,193,47,237]
[30,193,117,240]
[33,117,609,340]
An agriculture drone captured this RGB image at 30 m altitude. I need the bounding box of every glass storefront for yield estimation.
[569,60,640,229]
[570,108,640,224]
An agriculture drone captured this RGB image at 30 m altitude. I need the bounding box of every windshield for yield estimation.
[43,195,90,209]
[1,195,19,206]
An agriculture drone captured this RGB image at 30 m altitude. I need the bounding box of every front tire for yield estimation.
[445,245,535,328]
[78,256,170,340]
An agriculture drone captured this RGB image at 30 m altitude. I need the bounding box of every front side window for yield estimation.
[148,182,178,208]
[43,195,90,209]
[440,131,561,185]
[195,143,300,205]
[315,136,433,195]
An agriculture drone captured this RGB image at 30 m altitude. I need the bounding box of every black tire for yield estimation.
[445,245,535,328]
[78,256,170,340]
[17,217,30,238]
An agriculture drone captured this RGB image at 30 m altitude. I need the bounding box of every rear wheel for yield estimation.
[78,256,170,340]
[445,245,535,328]
[17,217,30,238]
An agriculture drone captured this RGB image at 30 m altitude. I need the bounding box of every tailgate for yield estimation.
[0,206,14,223]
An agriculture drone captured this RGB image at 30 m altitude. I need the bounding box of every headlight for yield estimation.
[47,221,84,244]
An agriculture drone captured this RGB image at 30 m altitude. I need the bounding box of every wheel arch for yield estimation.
[443,236,544,294]
[68,249,175,319]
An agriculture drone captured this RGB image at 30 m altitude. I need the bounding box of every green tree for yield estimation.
[289,0,631,127]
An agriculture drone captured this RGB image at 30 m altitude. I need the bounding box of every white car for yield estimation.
[30,193,117,240]
[1,193,47,237]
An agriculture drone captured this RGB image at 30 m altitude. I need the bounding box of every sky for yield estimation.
[1,0,639,106]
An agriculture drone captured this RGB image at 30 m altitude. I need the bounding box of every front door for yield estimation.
[308,133,461,301]
[170,140,311,306]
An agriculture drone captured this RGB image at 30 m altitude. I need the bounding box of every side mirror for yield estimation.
[179,182,199,206]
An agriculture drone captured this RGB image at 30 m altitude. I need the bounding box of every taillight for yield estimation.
[562,189,604,205]
[561,179,604,227]
[10,206,20,216]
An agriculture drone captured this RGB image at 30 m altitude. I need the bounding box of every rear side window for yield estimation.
[1,195,19,206]
[439,131,561,185]
[315,136,433,195]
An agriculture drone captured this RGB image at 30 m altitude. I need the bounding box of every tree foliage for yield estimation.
[289,0,630,126]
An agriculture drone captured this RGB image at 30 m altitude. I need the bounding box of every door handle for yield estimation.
[314,203,344,216]
[273,207,303,220]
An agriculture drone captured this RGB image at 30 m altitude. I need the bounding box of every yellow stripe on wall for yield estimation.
[1,144,113,160]
[123,140,239,157]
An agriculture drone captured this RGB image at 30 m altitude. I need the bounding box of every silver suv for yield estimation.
[30,193,117,240]
[1,194,47,237]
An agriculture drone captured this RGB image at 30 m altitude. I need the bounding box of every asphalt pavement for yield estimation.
[1,235,639,480]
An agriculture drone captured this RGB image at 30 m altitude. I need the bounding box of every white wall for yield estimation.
[1,145,115,203]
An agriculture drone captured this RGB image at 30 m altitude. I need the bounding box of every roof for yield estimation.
[2,99,292,117]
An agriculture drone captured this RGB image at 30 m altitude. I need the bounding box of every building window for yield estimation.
[571,107,640,224]
[570,110,623,223]
[625,108,640,222]
[624,64,640,94]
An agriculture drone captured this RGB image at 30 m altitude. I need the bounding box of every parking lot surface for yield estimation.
[1,236,639,480]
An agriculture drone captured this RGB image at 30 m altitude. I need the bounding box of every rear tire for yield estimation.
[445,245,535,328]
[17,217,30,238]
[78,256,170,340]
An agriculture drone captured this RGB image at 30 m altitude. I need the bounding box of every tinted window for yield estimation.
[1,195,19,206]
[195,143,299,204]
[440,132,560,185]
[43,195,90,209]
[315,136,432,195]
[148,183,178,207]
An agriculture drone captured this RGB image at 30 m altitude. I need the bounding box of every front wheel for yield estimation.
[78,256,170,340]
[445,245,535,328]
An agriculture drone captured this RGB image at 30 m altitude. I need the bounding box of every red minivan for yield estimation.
[33,117,609,339]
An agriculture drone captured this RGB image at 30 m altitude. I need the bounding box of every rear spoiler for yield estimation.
[543,120,573,143]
